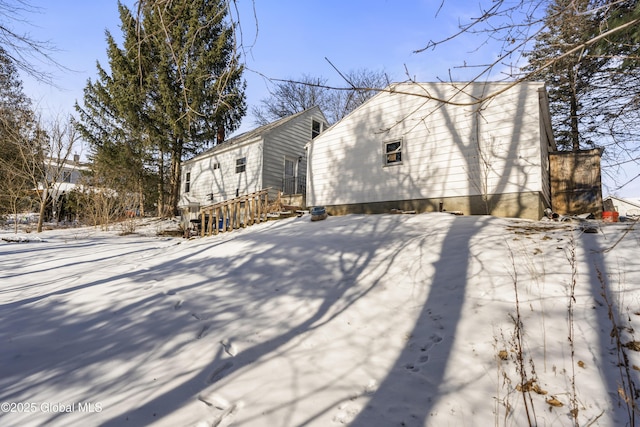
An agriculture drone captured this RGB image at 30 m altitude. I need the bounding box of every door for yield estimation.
[283,157,297,194]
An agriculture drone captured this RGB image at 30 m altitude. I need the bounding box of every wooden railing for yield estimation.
[198,188,272,237]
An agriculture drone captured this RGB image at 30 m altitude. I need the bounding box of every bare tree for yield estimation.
[15,115,79,232]
[252,68,389,126]
[251,74,331,125]
[0,0,61,82]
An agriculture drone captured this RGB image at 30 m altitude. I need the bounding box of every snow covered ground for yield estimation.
[1,213,639,427]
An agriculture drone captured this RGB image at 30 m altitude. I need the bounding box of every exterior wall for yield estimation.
[307,82,550,219]
[181,136,264,208]
[538,89,555,207]
[43,158,89,197]
[180,107,329,214]
[324,191,546,220]
[262,107,328,202]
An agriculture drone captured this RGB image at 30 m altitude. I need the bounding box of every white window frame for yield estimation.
[312,120,322,139]
[383,139,403,166]
[235,157,247,173]
[185,172,191,193]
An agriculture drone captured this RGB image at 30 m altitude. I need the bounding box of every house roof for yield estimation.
[184,106,324,164]
[604,195,640,209]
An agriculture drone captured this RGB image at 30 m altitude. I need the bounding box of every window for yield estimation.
[384,140,402,166]
[284,158,295,178]
[312,120,322,139]
[62,171,72,183]
[212,162,220,170]
[236,157,246,173]
[185,172,191,193]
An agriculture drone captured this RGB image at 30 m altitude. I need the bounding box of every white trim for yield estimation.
[382,138,403,167]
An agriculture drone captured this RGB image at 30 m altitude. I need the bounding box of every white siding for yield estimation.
[182,137,263,206]
[262,108,328,197]
[307,82,546,207]
[179,107,329,208]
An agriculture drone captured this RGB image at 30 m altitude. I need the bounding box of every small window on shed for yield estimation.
[185,172,191,193]
[312,120,322,139]
[384,140,402,166]
[236,157,246,173]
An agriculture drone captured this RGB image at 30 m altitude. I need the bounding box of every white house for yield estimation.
[179,107,329,217]
[604,195,640,217]
[306,81,557,220]
[44,154,88,196]
[39,154,90,221]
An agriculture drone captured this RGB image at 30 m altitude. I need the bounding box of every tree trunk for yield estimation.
[138,181,145,217]
[36,187,47,233]
[169,154,180,217]
[569,69,580,151]
[168,138,183,217]
[157,148,165,217]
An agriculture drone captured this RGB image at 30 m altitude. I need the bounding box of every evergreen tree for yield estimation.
[142,0,246,214]
[523,0,640,162]
[524,0,606,151]
[76,0,246,216]
[75,4,155,215]
[0,47,40,222]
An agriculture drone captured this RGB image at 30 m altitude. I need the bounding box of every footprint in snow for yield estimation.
[220,339,237,357]
[332,402,361,425]
[196,324,211,340]
[206,361,234,384]
[404,333,443,373]
[194,393,243,427]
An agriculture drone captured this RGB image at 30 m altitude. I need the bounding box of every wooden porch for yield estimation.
[197,188,274,237]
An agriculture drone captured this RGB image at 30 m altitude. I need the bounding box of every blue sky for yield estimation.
[17,0,495,129]
[11,0,640,197]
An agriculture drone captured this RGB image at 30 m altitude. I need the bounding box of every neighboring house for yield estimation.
[179,106,329,218]
[45,154,87,195]
[306,81,557,220]
[604,195,640,217]
[40,154,89,221]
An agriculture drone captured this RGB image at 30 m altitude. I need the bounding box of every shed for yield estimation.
[549,148,604,217]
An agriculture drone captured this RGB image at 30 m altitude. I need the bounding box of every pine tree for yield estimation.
[0,47,40,224]
[524,0,640,159]
[524,0,606,151]
[75,4,155,215]
[75,0,246,216]
[142,0,246,213]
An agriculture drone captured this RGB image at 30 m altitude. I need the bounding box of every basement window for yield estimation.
[383,140,402,166]
[236,157,246,173]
